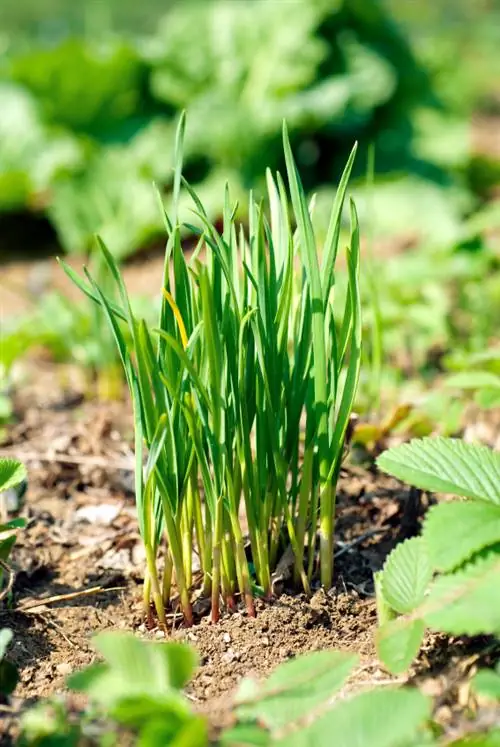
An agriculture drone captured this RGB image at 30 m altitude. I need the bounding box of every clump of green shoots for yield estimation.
[62,114,361,626]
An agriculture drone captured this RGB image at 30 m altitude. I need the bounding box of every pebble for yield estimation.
[221,648,238,664]
[56,662,72,676]
[222,632,231,644]
[155,629,166,639]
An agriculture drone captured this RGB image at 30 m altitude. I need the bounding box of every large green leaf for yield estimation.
[68,633,198,709]
[423,553,500,635]
[423,500,500,572]
[0,458,27,493]
[472,665,500,701]
[376,618,425,675]
[377,553,500,672]
[278,688,430,747]
[235,650,358,730]
[381,537,432,614]
[377,437,500,504]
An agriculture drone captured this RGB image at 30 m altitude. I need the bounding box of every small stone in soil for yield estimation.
[222,632,231,644]
[221,648,238,665]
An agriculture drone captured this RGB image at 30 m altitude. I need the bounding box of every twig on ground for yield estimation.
[15,585,126,613]
[334,527,389,559]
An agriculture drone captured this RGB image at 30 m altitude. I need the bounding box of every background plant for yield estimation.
[375,437,500,674]
[0,457,26,600]
[1,0,483,260]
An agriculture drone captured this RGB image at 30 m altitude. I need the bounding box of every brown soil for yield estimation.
[0,368,498,742]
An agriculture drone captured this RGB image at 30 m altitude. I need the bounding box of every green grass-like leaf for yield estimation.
[377,437,500,504]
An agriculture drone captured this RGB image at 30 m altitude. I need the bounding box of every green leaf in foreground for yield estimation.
[138,715,208,747]
[377,553,500,672]
[423,500,500,572]
[68,632,198,708]
[423,553,500,635]
[235,650,358,730]
[447,734,500,747]
[277,688,431,747]
[376,437,500,504]
[219,723,270,747]
[376,618,425,675]
[0,458,27,493]
[381,537,432,614]
[472,665,500,701]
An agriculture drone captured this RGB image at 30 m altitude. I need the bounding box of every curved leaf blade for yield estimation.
[235,650,358,730]
[377,437,500,504]
[423,500,500,572]
[279,687,431,747]
[382,537,432,614]
[423,554,500,636]
[376,618,425,675]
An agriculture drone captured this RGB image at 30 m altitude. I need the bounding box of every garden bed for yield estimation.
[1,367,497,741]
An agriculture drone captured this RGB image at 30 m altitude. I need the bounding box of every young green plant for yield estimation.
[375,437,500,673]
[61,114,361,625]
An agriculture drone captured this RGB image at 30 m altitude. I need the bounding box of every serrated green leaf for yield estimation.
[0,458,27,493]
[382,538,432,614]
[277,687,431,747]
[423,500,500,572]
[235,650,358,730]
[423,553,500,635]
[376,618,425,674]
[377,437,500,504]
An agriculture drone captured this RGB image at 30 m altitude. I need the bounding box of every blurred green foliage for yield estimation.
[0,0,477,259]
